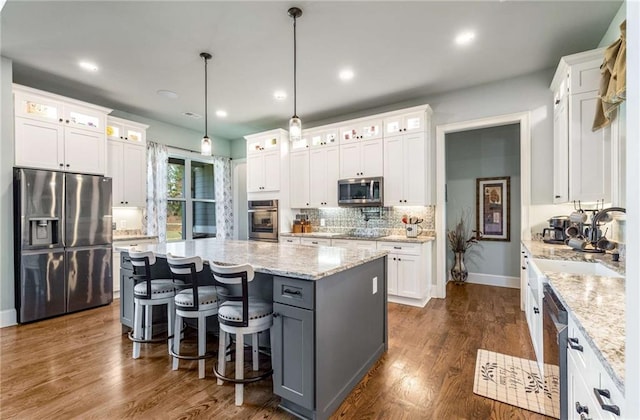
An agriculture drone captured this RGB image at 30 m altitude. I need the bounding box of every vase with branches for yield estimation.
[447,213,481,284]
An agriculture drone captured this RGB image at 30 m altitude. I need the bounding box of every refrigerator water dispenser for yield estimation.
[29,217,59,246]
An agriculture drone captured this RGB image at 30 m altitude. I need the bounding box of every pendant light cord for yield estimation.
[203,54,208,137]
[293,14,297,117]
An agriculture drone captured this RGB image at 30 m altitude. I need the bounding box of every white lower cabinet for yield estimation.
[566,315,624,420]
[377,241,431,307]
[525,257,544,371]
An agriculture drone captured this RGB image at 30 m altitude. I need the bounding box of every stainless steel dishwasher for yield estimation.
[543,283,568,420]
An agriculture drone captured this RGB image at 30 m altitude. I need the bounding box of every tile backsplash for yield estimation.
[299,206,435,236]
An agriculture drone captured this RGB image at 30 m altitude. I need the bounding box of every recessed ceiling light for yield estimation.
[157,89,178,99]
[274,90,287,101]
[182,112,202,119]
[339,68,354,81]
[78,61,98,72]
[216,110,228,118]
[455,31,476,46]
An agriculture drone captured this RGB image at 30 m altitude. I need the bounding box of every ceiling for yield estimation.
[1,1,621,142]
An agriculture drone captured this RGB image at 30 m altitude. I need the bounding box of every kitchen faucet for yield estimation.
[589,207,626,251]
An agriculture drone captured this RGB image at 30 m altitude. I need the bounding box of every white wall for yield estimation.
[0,57,16,326]
[599,2,626,48]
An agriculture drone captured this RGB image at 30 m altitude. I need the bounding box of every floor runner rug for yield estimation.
[473,349,559,419]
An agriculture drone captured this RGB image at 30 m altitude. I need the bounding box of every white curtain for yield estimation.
[145,141,169,242]
[214,156,233,239]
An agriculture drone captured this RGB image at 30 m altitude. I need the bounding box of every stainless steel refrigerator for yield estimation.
[14,168,113,323]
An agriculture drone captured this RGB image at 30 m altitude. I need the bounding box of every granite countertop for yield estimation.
[280,232,435,244]
[116,238,388,281]
[521,240,625,393]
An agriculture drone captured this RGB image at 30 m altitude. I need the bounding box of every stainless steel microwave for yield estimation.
[337,177,383,207]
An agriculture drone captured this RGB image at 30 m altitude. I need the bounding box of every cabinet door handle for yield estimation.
[533,307,539,314]
[393,246,402,249]
[555,195,561,199]
[593,388,620,416]
[283,289,301,296]
[555,99,560,105]
[272,312,279,318]
[568,337,583,352]
[522,266,526,270]
[123,257,131,263]
[575,402,589,415]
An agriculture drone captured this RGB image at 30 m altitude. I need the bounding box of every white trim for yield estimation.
[0,309,17,328]
[464,273,520,289]
[388,295,430,308]
[435,112,531,303]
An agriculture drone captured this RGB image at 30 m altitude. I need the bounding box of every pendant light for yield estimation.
[200,52,212,156]
[288,7,303,143]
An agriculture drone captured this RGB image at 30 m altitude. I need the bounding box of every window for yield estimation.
[167,155,216,241]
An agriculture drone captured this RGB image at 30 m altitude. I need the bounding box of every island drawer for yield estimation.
[274,277,314,310]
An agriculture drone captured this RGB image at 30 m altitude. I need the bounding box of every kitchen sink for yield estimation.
[532,258,622,278]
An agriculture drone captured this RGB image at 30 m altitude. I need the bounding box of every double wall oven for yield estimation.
[248,199,279,242]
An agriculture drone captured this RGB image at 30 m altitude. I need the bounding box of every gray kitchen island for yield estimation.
[118,238,388,420]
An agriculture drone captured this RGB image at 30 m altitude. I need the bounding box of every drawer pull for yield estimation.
[283,289,302,296]
[123,257,131,263]
[311,241,318,244]
[272,312,280,318]
[393,246,402,249]
[533,307,539,314]
[593,388,620,416]
[575,402,589,415]
[568,337,583,352]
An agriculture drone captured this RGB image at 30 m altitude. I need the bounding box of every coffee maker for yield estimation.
[542,216,570,244]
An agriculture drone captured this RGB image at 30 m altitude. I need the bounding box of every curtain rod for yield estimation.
[163,143,232,160]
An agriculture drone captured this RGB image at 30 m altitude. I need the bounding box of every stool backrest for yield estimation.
[128,249,156,299]
[209,262,254,327]
[167,253,204,311]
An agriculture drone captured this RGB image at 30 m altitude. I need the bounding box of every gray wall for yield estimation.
[446,124,521,278]
[1,57,15,324]
[230,137,247,159]
[234,68,555,206]
[110,109,231,158]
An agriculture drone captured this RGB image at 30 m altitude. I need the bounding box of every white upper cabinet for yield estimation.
[384,132,428,205]
[339,119,382,143]
[106,117,148,208]
[309,146,339,207]
[245,129,288,194]
[550,48,611,203]
[290,149,310,208]
[339,138,383,178]
[383,111,425,136]
[13,84,111,175]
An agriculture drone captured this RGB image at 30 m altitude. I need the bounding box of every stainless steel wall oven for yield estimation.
[248,199,278,242]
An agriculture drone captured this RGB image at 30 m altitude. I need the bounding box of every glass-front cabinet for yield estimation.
[383,111,425,135]
[106,116,146,143]
[339,119,382,143]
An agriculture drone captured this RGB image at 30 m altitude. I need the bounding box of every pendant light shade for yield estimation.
[200,52,212,156]
[288,7,303,143]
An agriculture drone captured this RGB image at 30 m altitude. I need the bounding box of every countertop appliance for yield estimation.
[248,199,278,242]
[542,216,570,244]
[338,177,383,207]
[543,284,568,420]
[13,168,113,323]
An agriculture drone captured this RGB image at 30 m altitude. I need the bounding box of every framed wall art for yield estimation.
[476,176,510,241]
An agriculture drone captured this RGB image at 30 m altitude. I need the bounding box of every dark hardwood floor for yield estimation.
[1,283,551,419]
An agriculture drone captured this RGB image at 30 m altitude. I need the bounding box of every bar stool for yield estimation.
[166,253,226,379]
[210,261,273,406]
[128,249,181,359]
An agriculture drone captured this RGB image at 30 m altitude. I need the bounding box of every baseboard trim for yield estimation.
[465,272,520,289]
[0,309,17,328]
[388,294,431,308]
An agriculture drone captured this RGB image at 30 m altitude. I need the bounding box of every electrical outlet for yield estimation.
[320,218,326,227]
[372,276,378,294]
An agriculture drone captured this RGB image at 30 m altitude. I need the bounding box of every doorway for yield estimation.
[435,112,531,304]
